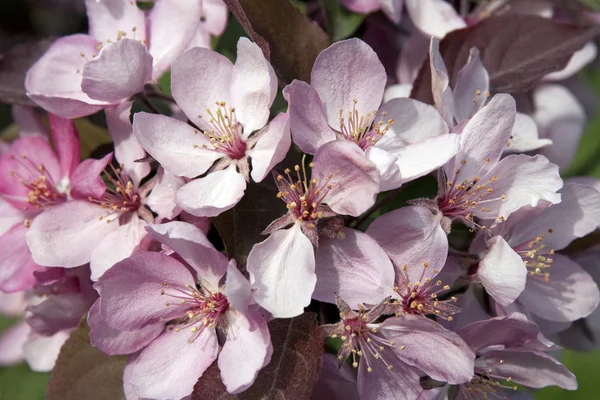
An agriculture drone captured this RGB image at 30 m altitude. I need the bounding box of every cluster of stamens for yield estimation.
[88,164,140,223]
[391,263,459,321]
[275,158,334,228]
[512,232,554,283]
[463,361,517,400]
[192,102,247,160]
[338,99,393,150]
[160,282,229,343]
[438,159,507,231]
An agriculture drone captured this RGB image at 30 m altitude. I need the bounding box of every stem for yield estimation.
[351,187,404,228]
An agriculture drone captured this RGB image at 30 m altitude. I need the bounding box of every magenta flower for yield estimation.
[25,0,203,118]
[284,38,460,187]
[476,181,600,325]
[0,108,108,292]
[26,102,180,280]
[434,94,563,230]
[322,296,474,400]
[133,37,291,217]
[246,140,380,318]
[422,313,577,399]
[94,221,272,399]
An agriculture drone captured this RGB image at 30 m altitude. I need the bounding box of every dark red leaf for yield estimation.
[192,312,325,400]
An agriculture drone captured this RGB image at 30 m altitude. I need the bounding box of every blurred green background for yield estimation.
[1,0,600,399]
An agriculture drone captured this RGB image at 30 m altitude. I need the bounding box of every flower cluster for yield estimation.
[1,1,600,400]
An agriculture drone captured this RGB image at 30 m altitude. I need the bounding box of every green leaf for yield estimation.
[322,0,365,41]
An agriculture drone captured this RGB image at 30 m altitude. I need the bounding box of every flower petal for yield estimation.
[429,38,455,127]
[313,140,380,217]
[478,236,527,307]
[176,166,246,217]
[96,251,196,331]
[247,223,316,318]
[313,228,395,307]
[311,39,386,128]
[367,206,448,283]
[248,112,291,182]
[145,167,185,220]
[133,112,222,178]
[12,106,47,137]
[171,46,233,132]
[505,112,552,153]
[48,114,80,178]
[405,0,466,38]
[225,259,252,314]
[146,0,202,79]
[457,312,539,352]
[129,328,218,399]
[145,221,228,290]
[105,102,150,186]
[357,355,422,400]
[453,48,489,123]
[232,37,278,135]
[364,146,402,191]
[81,39,152,102]
[70,153,112,200]
[218,310,272,393]
[24,330,71,372]
[0,223,40,293]
[0,321,28,366]
[85,0,146,43]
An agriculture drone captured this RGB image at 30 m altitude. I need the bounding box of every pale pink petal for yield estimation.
[48,114,80,178]
[457,313,539,352]
[82,39,153,102]
[225,259,252,314]
[232,37,278,135]
[0,291,26,316]
[533,84,585,170]
[505,113,552,153]
[171,47,233,132]
[519,254,600,322]
[27,292,95,336]
[12,106,47,137]
[85,0,146,43]
[446,94,516,184]
[341,0,381,14]
[312,140,380,217]
[70,153,112,200]
[247,223,316,318]
[357,354,422,400]
[219,310,272,393]
[282,79,337,154]
[129,328,218,399]
[96,251,196,330]
[379,0,404,24]
[133,112,222,178]
[145,167,185,220]
[147,0,202,78]
[202,0,229,36]
[429,38,455,127]
[176,166,247,217]
[248,112,291,182]
[396,31,429,85]
[25,34,111,119]
[311,39,386,128]
[405,0,466,38]
[545,42,597,81]
[145,221,228,291]
[0,321,28,366]
[0,223,40,292]
[313,228,395,307]
[379,315,475,384]
[90,214,149,281]
[387,134,460,183]
[88,301,163,355]
[24,329,71,372]
[477,154,562,222]
[364,146,402,191]
[367,206,448,283]
[105,102,150,185]
[184,25,211,51]
[478,236,527,307]
[453,48,489,122]
[26,200,118,268]
[383,84,413,102]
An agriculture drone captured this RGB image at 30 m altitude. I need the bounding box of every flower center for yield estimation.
[463,360,518,398]
[438,158,507,230]
[338,99,393,150]
[160,282,229,343]
[193,102,247,160]
[88,164,141,223]
[275,157,334,229]
[392,263,459,321]
[512,231,554,283]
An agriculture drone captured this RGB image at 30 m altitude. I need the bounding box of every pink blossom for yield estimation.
[184,0,228,50]
[26,102,181,280]
[0,108,108,292]
[285,38,460,186]
[246,140,380,318]
[94,221,272,399]
[133,37,291,217]
[25,0,203,118]
[476,181,600,326]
